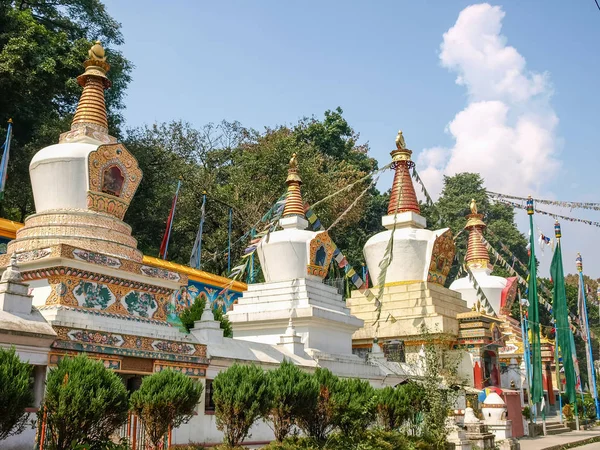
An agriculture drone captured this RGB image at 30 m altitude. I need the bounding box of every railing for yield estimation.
[37,411,170,450]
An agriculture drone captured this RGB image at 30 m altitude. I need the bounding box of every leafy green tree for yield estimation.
[265,360,318,442]
[130,369,203,450]
[331,377,377,437]
[0,1,131,221]
[0,347,33,441]
[40,354,129,450]
[376,382,425,432]
[213,363,269,447]
[296,367,339,442]
[179,295,232,337]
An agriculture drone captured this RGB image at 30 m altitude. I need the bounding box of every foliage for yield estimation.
[0,347,33,441]
[377,382,425,432]
[295,367,339,442]
[40,354,129,450]
[0,0,131,221]
[212,363,269,447]
[130,369,203,449]
[563,403,574,421]
[179,295,232,337]
[264,360,318,442]
[521,406,531,421]
[331,377,377,437]
[416,330,464,450]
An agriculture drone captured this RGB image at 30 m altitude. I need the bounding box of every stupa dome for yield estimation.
[257,154,336,283]
[363,132,455,286]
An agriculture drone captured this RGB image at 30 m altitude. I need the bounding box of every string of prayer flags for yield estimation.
[487,191,600,212]
[491,198,600,228]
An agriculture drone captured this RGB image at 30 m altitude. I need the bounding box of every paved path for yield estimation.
[518,427,600,450]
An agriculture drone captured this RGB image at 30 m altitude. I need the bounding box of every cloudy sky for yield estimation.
[103,1,600,278]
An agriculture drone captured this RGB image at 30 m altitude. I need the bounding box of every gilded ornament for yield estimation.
[395,130,406,150]
[470,198,478,215]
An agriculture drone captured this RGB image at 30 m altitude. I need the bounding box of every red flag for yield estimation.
[159,180,182,259]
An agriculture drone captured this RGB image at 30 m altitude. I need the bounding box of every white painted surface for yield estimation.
[450,268,507,314]
[29,142,97,213]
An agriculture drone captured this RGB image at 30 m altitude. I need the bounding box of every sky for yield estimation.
[102,0,600,278]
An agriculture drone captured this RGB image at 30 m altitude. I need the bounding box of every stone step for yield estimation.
[546,426,571,435]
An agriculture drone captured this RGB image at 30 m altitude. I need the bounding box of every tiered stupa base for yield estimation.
[8,209,142,262]
[349,281,469,353]
[228,278,363,357]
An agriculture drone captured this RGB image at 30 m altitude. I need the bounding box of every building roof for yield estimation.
[0,218,23,239]
[142,256,247,292]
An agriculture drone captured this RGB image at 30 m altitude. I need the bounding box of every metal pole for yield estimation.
[556,340,563,423]
[579,269,600,420]
[227,207,232,273]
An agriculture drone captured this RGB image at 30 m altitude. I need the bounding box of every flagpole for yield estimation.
[555,338,563,423]
[520,296,534,430]
[0,119,14,201]
[527,196,545,433]
[190,192,206,269]
[160,179,182,260]
[227,207,233,273]
[577,253,600,420]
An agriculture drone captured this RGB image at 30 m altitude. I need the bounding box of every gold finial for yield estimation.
[395,130,406,150]
[470,199,477,215]
[88,41,106,62]
[7,118,12,124]
[289,152,298,170]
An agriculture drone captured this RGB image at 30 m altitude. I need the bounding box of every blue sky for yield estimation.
[103,1,600,278]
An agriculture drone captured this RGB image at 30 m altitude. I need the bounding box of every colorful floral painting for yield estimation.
[123,291,157,317]
[67,329,124,347]
[73,280,115,309]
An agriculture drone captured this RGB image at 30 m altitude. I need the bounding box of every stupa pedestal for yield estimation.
[463,407,496,449]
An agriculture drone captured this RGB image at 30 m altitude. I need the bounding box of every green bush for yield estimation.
[40,354,129,450]
[130,369,203,449]
[332,377,377,437]
[377,382,425,432]
[213,363,269,447]
[265,360,318,442]
[180,296,232,336]
[295,368,339,442]
[0,347,34,441]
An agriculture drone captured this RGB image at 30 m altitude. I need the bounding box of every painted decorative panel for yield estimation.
[154,362,206,378]
[427,229,455,286]
[74,280,116,309]
[122,290,158,318]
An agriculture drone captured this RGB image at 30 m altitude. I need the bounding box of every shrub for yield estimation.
[180,296,232,336]
[40,354,129,450]
[332,377,377,437]
[377,382,425,432]
[295,368,339,442]
[265,360,318,441]
[130,369,203,449]
[213,363,269,447]
[522,405,531,421]
[0,347,34,441]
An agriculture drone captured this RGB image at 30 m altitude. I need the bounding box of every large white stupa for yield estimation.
[349,132,469,352]
[8,41,143,262]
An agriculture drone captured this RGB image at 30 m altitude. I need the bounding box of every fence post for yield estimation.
[131,415,137,450]
[168,425,172,447]
[39,407,47,450]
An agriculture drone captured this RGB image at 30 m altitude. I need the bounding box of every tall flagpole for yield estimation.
[227,207,233,273]
[189,192,206,269]
[0,119,13,200]
[526,196,544,431]
[159,179,182,260]
[576,253,600,420]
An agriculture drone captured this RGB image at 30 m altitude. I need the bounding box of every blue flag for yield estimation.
[0,119,13,199]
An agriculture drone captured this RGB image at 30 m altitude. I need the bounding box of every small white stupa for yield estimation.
[450,200,509,315]
[227,154,363,357]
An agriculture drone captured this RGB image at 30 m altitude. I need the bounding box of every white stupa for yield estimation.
[449,200,511,315]
[227,154,363,356]
[349,131,469,351]
[8,41,143,262]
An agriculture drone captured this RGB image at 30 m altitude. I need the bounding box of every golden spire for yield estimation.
[282,153,305,218]
[464,199,490,270]
[71,41,111,133]
[387,130,420,215]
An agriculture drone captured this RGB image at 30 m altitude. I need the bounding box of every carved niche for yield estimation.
[307,231,336,279]
[87,143,142,220]
[427,229,455,286]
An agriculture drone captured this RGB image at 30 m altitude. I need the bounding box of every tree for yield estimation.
[331,377,377,437]
[295,367,339,442]
[0,1,132,221]
[213,363,269,447]
[0,347,33,442]
[130,369,203,450]
[179,295,232,337]
[40,354,129,450]
[377,382,425,433]
[264,360,318,442]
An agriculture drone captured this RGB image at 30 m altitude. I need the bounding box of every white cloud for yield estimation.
[417,3,560,198]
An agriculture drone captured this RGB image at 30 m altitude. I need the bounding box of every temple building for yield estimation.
[0,43,415,450]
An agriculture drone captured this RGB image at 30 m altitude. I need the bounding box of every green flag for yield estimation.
[550,240,577,404]
[527,200,543,405]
